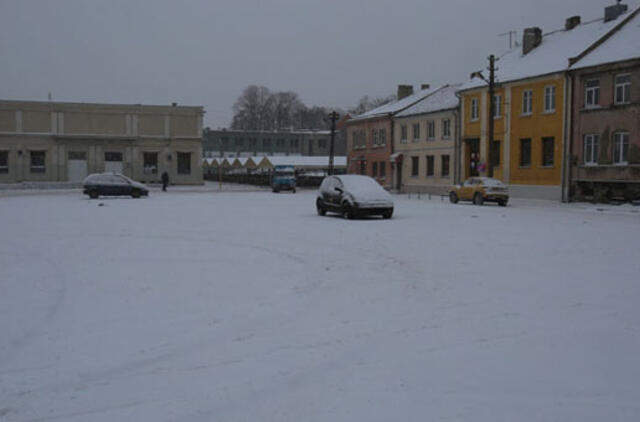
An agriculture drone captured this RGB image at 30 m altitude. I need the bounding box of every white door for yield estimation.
[67,152,87,182]
[104,161,123,174]
[104,152,123,174]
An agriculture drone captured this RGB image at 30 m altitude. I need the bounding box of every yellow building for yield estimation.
[458,13,627,200]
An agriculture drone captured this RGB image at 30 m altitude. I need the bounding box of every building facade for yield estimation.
[202,128,345,157]
[347,85,437,189]
[568,7,640,201]
[392,84,461,194]
[0,100,204,184]
[458,4,635,200]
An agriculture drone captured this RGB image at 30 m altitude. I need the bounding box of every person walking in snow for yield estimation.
[161,171,169,191]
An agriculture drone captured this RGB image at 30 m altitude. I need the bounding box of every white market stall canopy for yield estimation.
[202,156,346,171]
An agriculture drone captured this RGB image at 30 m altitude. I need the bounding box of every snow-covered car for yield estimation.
[449,177,508,206]
[83,173,149,199]
[316,174,394,219]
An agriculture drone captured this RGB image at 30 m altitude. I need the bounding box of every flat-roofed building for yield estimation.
[0,100,204,184]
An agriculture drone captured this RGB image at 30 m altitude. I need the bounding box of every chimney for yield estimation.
[522,27,542,55]
[604,1,628,22]
[421,84,430,90]
[397,85,414,100]
[565,16,581,30]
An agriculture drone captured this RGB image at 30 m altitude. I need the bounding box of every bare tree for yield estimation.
[348,94,396,115]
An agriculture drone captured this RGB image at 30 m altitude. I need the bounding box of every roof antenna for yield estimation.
[498,30,519,49]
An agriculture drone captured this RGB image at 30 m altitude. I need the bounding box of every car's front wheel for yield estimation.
[131,189,141,198]
[473,192,484,206]
[89,190,99,199]
[382,209,393,219]
[449,192,459,204]
[498,199,508,207]
[316,200,326,216]
[342,203,354,220]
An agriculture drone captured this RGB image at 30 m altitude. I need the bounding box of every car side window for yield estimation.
[116,176,130,185]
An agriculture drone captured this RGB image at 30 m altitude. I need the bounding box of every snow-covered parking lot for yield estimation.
[1,189,640,422]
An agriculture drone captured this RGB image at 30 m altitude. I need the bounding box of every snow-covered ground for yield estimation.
[1,191,639,422]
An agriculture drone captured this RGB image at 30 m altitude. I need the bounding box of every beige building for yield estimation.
[392,84,460,194]
[0,100,204,185]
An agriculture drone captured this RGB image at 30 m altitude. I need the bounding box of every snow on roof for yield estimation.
[571,7,640,69]
[458,10,632,91]
[350,86,441,121]
[394,84,462,118]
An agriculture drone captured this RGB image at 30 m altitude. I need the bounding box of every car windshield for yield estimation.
[481,178,504,187]
[339,175,383,192]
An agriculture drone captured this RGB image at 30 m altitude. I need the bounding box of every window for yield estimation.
[290,139,299,149]
[615,74,631,105]
[249,138,258,149]
[491,140,500,167]
[380,161,386,178]
[613,132,629,165]
[585,79,600,108]
[221,137,229,149]
[372,129,379,146]
[0,151,8,174]
[427,121,435,140]
[411,156,419,176]
[544,85,556,112]
[263,138,272,149]
[583,134,599,165]
[276,138,285,148]
[412,123,420,141]
[426,155,434,176]
[177,152,191,174]
[441,155,450,177]
[30,151,46,173]
[471,98,479,121]
[372,161,378,177]
[520,138,531,167]
[442,119,451,139]
[143,152,158,174]
[379,129,386,145]
[105,152,123,162]
[401,125,408,143]
[236,138,244,147]
[493,95,501,118]
[542,137,554,167]
[522,90,533,115]
[318,139,327,149]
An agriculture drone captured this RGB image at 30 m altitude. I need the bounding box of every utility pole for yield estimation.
[488,54,496,178]
[328,111,339,175]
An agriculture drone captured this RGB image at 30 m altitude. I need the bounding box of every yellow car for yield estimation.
[449,177,509,206]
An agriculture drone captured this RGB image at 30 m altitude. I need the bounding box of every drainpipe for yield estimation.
[562,72,573,202]
[454,92,462,185]
[453,108,460,185]
[389,113,395,190]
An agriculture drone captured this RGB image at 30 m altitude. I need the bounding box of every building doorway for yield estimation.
[465,138,480,177]
[67,151,87,182]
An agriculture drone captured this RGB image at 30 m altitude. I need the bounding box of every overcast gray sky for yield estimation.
[1,0,635,128]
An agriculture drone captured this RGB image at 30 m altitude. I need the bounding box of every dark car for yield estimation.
[316,175,394,219]
[83,173,149,199]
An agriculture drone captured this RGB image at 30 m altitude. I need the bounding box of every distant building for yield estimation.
[0,100,204,184]
[202,127,347,157]
[347,85,437,189]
